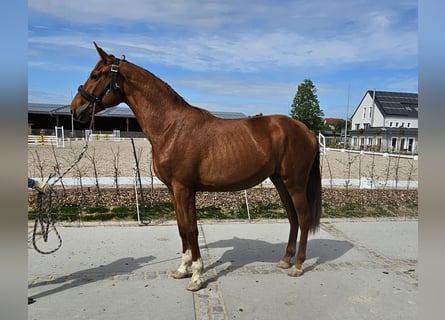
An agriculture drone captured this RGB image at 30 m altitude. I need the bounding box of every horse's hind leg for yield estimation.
[271,175,299,270]
[287,189,311,277]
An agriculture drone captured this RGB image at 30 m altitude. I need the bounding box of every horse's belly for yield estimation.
[197,160,272,191]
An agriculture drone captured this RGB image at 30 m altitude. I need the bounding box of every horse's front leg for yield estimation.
[172,238,192,279]
[171,184,205,291]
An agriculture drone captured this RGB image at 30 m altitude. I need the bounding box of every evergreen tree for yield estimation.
[290,79,325,131]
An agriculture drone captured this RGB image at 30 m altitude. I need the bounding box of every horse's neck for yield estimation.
[121,62,193,146]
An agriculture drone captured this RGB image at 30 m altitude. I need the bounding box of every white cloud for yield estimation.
[29,24,416,75]
[29,0,417,73]
[29,0,231,27]
[178,77,295,100]
[28,0,417,117]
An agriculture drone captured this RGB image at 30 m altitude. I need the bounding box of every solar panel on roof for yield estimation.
[373,91,418,117]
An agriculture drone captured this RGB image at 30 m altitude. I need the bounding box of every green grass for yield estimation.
[86,206,109,213]
[60,205,81,214]
[29,201,417,222]
[322,204,418,218]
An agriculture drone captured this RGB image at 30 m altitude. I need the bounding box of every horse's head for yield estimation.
[70,42,125,123]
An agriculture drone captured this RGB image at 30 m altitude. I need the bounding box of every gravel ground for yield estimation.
[28,139,418,183]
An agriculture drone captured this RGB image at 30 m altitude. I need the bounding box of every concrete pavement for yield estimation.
[28,219,417,320]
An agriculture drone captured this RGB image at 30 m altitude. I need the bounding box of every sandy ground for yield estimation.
[28,139,418,183]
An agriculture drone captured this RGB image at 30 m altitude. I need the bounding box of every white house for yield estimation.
[349,91,418,153]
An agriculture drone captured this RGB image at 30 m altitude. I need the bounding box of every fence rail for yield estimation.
[318,133,326,154]
[325,147,419,160]
[28,135,58,146]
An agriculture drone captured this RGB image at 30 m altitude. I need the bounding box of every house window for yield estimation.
[369,107,372,118]
[408,138,414,152]
[352,137,358,147]
[363,107,366,119]
[389,121,393,127]
[407,122,411,128]
[363,123,370,129]
[395,122,399,127]
[377,137,382,146]
[355,124,360,130]
[367,137,373,145]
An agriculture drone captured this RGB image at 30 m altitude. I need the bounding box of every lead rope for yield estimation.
[31,103,96,254]
[32,191,63,254]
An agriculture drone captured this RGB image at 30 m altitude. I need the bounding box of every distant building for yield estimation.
[349,91,418,153]
[28,103,247,139]
[324,118,345,130]
[321,118,348,146]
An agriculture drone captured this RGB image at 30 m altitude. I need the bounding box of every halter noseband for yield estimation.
[78,57,123,105]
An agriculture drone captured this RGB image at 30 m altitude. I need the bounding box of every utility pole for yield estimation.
[344,83,350,147]
[71,91,74,137]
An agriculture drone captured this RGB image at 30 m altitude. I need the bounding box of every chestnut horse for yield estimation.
[70,43,321,291]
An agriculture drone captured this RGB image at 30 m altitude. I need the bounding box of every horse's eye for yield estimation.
[90,74,99,81]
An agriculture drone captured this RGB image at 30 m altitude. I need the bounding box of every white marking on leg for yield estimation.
[288,265,304,277]
[173,249,192,279]
[187,257,204,291]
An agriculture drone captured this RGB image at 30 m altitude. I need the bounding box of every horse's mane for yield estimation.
[124,59,215,118]
[125,60,187,105]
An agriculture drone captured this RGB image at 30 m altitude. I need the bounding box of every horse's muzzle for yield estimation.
[71,104,91,123]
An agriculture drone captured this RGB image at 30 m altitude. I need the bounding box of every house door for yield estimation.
[391,138,397,152]
[399,138,406,152]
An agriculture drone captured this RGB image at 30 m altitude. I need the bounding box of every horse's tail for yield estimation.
[307,142,322,233]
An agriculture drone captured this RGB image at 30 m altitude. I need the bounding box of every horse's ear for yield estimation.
[93,42,109,62]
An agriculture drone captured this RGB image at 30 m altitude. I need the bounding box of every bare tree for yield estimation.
[358,152,363,189]
[366,151,378,190]
[50,143,66,193]
[86,147,101,196]
[67,142,87,192]
[394,154,401,190]
[383,155,392,189]
[148,159,154,193]
[406,158,418,190]
[31,150,45,180]
[337,151,358,195]
[131,138,144,203]
[111,146,121,194]
[322,152,333,190]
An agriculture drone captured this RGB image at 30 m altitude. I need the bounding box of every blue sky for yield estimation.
[28,0,417,118]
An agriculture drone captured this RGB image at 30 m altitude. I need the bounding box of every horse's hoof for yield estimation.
[288,265,304,277]
[277,260,292,269]
[172,270,188,279]
[186,279,204,291]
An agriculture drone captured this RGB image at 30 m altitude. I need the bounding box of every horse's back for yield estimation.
[245,114,317,150]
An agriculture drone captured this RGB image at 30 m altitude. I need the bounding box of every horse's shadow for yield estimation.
[204,237,353,279]
[29,256,155,300]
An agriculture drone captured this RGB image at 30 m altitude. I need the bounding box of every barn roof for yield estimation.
[28,103,247,119]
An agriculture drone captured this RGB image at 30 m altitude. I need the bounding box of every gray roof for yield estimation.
[28,103,247,119]
[28,103,70,115]
[210,111,247,119]
[370,91,418,117]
